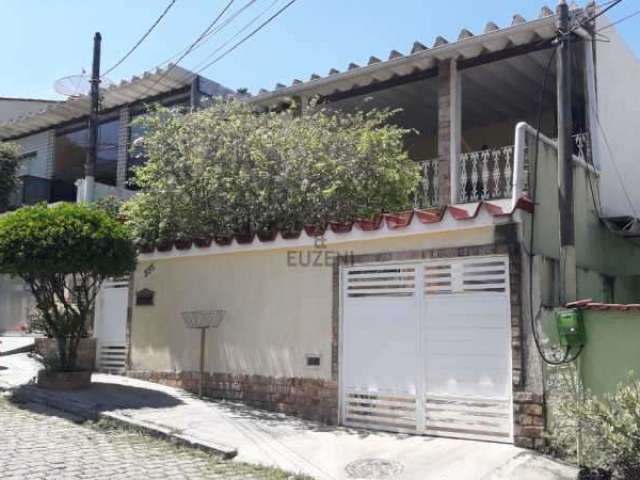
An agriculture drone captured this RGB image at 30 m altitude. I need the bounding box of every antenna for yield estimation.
[53,71,113,98]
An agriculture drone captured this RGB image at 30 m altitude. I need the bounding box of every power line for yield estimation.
[596,8,640,32]
[146,0,237,92]
[192,0,282,73]
[195,0,299,74]
[158,0,260,69]
[102,0,178,77]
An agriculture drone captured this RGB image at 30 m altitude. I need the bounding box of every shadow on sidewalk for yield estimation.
[9,380,184,420]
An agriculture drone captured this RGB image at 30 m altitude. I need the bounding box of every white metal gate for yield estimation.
[341,256,513,443]
[94,280,129,372]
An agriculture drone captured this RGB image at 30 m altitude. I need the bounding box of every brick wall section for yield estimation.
[127,370,339,425]
[437,60,452,205]
[513,392,545,450]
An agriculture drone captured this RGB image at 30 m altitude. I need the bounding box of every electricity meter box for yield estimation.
[555,308,586,347]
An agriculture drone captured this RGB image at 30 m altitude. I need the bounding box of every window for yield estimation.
[54,119,120,191]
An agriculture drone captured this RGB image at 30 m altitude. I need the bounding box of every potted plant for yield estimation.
[354,210,382,231]
[383,210,414,229]
[193,236,213,248]
[173,234,193,250]
[0,203,136,389]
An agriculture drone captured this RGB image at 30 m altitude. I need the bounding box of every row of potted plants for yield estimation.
[138,207,447,253]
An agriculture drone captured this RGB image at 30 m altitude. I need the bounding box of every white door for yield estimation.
[94,280,129,372]
[341,256,513,443]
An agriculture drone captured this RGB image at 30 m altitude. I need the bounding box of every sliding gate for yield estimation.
[341,256,513,443]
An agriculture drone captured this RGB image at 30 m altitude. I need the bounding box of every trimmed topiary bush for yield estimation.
[0,203,137,371]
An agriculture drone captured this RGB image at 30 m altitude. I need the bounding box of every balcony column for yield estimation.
[436,58,461,205]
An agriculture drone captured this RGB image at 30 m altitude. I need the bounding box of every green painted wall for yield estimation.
[579,310,640,396]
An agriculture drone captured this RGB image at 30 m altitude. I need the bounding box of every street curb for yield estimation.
[10,385,238,459]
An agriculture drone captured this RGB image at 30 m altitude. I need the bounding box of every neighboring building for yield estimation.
[0,97,61,123]
[0,66,233,332]
[119,3,640,450]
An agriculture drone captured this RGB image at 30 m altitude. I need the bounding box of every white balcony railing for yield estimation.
[457,146,515,203]
[413,159,439,208]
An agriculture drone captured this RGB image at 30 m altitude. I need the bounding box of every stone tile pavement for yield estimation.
[7,373,578,480]
[0,398,305,480]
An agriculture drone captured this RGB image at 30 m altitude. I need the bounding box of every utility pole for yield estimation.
[83,32,102,203]
[556,1,577,304]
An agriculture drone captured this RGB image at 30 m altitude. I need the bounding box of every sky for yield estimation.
[1,0,639,100]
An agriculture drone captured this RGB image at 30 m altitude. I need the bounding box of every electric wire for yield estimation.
[157,0,260,70]
[102,0,178,77]
[195,0,299,75]
[596,8,640,32]
[143,0,237,95]
[191,0,282,74]
[527,47,576,366]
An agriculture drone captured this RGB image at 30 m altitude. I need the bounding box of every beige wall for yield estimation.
[130,226,496,379]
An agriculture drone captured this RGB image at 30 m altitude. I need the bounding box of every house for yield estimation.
[117,3,640,450]
[0,97,61,123]
[0,67,233,332]
[4,2,640,450]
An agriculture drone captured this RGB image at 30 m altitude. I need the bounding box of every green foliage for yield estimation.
[0,142,19,212]
[555,373,640,477]
[124,100,420,243]
[0,203,137,371]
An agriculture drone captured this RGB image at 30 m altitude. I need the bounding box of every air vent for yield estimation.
[346,266,416,298]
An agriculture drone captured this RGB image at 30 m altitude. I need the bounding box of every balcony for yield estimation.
[414,131,592,208]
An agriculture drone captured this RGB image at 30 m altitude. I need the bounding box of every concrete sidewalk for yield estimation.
[7,369,578,480]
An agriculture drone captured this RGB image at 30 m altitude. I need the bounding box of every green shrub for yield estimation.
[0,203,137,371]
[124,100,420,243]
[557,373,640,478]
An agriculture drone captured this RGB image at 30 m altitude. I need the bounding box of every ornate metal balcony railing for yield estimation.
[413,158,439,208]
[413,130,592,208]
[457,146,514,203]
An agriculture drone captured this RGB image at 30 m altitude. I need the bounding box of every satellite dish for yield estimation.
[54,71,113,98]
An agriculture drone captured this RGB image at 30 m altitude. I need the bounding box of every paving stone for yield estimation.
[0,400,306,480]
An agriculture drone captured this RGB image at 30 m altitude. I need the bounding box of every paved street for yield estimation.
[0,398,304,480]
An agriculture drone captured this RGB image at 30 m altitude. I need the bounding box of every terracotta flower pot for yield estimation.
[214,234,233,246]
[234,232,255,244]
[193,237,213,248]
[156,239,174,252]
[174,238,193,250]
[257,227,278,242]
[281,227,302,240]
[415,207,445,224]
[304,223,326,237]
[139,243,155,254]
[37,370,92,390]
[355,214,382,231]
[329,220,354,234]
[383,211,414,229]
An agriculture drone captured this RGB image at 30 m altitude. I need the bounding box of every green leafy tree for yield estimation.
[0,142,20,212]
[124,100,420,243]
[0,203,137,371]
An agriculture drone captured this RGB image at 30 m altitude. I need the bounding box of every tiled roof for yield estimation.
[566,300,640,312]
[139,197,534,258]
[248,3,587,103]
